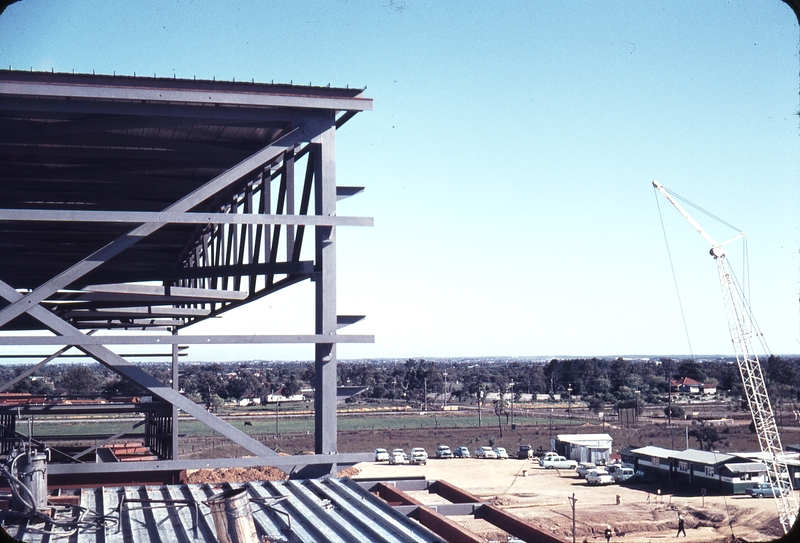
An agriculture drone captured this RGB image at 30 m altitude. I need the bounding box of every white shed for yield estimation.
[551,433,613,464]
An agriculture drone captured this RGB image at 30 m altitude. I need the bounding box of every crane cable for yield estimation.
[653,186,771,357]
[653,187,696,362]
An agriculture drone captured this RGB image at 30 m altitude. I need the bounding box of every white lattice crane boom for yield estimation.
[653,180,798,533]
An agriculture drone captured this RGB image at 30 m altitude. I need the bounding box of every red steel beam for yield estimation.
[429,479,483,503]
[479,504,567,543]
[414,506,484,543]
[371,482,423,506]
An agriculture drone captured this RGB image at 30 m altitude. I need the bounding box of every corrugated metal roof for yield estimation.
[723,462,768,473]
[630,446,675,458]
[668,449,733,465]
[556,434,612,445]
[731,451,800,467]
[2,478,446,543]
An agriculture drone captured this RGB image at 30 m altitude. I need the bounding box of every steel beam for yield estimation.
[0,334,373,346]
[1,78,373,112]
[45,452,373,475]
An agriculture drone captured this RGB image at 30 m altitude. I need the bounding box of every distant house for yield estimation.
[670,377,704,394]
[701,384,717,395]
[551,433,612,464]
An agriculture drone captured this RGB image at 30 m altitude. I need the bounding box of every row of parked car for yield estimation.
[374,445,514,463]
[537,452,636,485]
[374,447,430,465]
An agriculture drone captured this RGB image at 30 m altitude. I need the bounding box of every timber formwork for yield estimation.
[0,70,374,479]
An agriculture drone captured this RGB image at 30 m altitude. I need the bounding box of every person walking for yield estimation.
[676,514,686,537]
[604,524,613,542]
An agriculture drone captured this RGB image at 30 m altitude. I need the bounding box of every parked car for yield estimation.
[494,447,509,459]
[539,451,560,463]
[374,448,389,462]
[540,455,578,469]
[612,467,635,483]
[409,448,428,465]
[517,444,534,460]
[410,447,428,460]
[454,446,470,458]
[586,469,615,485]
[576,462,597,478]
[389,448,407,465]
[475,446,498,459]
[436,445,454,459]
[746,482,790,498]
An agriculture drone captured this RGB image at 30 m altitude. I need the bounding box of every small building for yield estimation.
[551,433,612,464]
[628,446,781,494]
[719,462,768,494]
[730,451,800,490]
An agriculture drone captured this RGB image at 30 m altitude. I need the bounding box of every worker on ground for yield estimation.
[676,514,686,537]
[604,524,612,542]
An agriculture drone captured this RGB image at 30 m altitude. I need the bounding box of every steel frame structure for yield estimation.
[0,71,374,477]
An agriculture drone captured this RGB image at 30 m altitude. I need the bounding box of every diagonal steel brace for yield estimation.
[0,279,278,457]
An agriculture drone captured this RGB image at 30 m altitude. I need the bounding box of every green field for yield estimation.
[19,409,581,440]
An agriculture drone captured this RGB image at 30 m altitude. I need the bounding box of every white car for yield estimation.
[493,447,509,459]
[612,467,635,483]
[389,448,407,464]
[410,447,428,460]
[540,455,578,469]
[475,446,498,459]
[374,448,389,462]
[576,462,597,477]
[410,449,428,465]
[586,469,615,485]
[435,445,454,459]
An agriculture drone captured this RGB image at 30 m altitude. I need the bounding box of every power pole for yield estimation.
[478,389,482,427]
[567,383,572,419]
[423,378,427,412]
[569,493,577,543]
[443,372,448,409]
[666,359,672,427]
[509,382,515,428]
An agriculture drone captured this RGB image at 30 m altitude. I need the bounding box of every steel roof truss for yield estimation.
[0,123,318,328]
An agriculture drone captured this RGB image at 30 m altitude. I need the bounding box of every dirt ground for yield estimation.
[179,417,796,542]
[355,457,787,543]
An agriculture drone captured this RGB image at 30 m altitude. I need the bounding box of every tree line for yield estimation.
[2,355,799,409]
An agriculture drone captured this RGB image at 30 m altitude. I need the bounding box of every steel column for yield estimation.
[314,121,338,458]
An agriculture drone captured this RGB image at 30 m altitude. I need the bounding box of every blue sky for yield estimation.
[1,1,799,362]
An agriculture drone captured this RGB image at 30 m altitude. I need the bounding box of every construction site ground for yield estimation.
[355,457,786,543]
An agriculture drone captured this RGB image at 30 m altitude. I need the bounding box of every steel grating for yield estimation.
[1,478,446,543]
